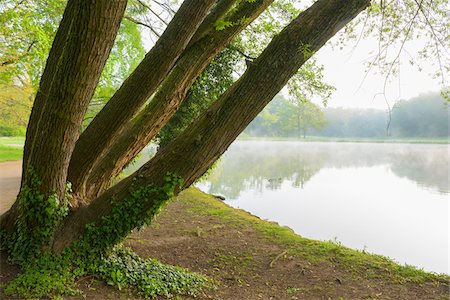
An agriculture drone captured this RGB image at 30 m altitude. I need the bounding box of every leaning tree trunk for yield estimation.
[67,0,218,200]
[21,0,77,181]
[77,0,275,201]
[25,0,127,199]
[51,0,370,253]
[0,0,127,235]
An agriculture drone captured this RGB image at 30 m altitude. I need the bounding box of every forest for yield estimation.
[244,92,449,139]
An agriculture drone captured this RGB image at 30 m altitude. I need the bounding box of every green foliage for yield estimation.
[390,93,449,137]
[246,92,449,139]
[214,19,234,31]
[2,174,211,299]
[3,245,210,299]
[4,170,70,262]
[245,95,326,138]
[3,252,81,299]
[0,0,146,130]
[0,83,34,136]
[335,1,449,87]
[158,48,240,148]
[71,173,183,258]
[94,245,210,298]
[0,0,66,86]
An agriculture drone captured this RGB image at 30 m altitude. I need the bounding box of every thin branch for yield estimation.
[227,45,257,60]
[151,0,176,15]
[1,40,37,66]
[136,0,169,25]
[123,15,161,38]
[412,0,448,54]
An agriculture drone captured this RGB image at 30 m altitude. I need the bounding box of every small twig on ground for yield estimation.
[269,250,287,268]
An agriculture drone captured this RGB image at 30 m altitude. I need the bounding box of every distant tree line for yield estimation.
[244,92,449,139]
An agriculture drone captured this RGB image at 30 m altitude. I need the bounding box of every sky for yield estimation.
[313,36,444,110]
[141,2,446,112]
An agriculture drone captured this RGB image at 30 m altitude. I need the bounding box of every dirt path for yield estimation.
[0,161,21,214]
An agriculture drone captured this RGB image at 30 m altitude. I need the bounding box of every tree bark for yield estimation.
[52,0,370,252]
[73,0,274,201]
[187,0,238,47]
[26,0,127,200]
[67,0,217,197]
[1,0,127,236]
[22,0,77,181]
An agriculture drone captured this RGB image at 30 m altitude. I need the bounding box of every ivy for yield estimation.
[3,168,70,263]
[2,172,211,299]
[71,173,184,259]
[93,245,210,298]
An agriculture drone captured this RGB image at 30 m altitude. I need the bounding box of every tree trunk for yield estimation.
[51,0,370,252]
[22,0,77,182]
[67,0,217,198]
[80,0,275,201]
[26,0,127,199]
[2,0,78,235]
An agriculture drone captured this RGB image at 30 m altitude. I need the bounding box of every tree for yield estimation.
[0,0,447,297]
[294,100,327,138]
[244,95,327,138]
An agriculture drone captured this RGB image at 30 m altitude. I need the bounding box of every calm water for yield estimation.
[196,141,449,274]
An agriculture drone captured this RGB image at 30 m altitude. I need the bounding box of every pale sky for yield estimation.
[314,37,444,110]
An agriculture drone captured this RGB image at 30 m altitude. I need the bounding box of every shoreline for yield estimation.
[237,136,450,144]
[1,163,448,299]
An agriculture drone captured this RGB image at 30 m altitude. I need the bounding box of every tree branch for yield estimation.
[68,0,218,199]
[1,40,37,66]
[53,0,371,252]
[82,0,275,200]
[124,15,161,37]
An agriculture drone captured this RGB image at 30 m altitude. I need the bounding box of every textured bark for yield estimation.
[52,0,370,252]
[1,0,78,234]
[187,0,238,47]
[26,0,127,199]
[67,0,217,197]
[1,0,127,235]
[82,0,274,200]
[22,0,76,180]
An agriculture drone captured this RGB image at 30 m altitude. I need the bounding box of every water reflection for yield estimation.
[197,141,449,274]
[204,141,449,197]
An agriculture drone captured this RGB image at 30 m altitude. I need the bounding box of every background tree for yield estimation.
[294,100,327,138]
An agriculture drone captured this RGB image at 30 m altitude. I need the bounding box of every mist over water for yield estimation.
[196,141,449,274]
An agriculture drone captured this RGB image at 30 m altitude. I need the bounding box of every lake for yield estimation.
[195,140,449,275]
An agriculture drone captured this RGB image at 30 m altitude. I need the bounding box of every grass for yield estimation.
[0,136,25,146]
[0,145,23,162]
[180,188,450,285]
[0,136,24,162]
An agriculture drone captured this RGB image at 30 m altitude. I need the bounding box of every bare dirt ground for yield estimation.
[0,162,449,299]
[0,161,21,213]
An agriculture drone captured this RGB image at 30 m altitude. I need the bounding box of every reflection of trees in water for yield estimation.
[206,141,448,198]
[389,148,449,194]
[208,142,326,198]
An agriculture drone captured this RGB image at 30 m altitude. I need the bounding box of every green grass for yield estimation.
[180,188,450,285]
[0,145,23,162]
[0,136,24,162]
[0,136,25,146]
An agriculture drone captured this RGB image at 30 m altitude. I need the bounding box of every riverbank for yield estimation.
[238,135,450,144]
[1,181,448,299]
